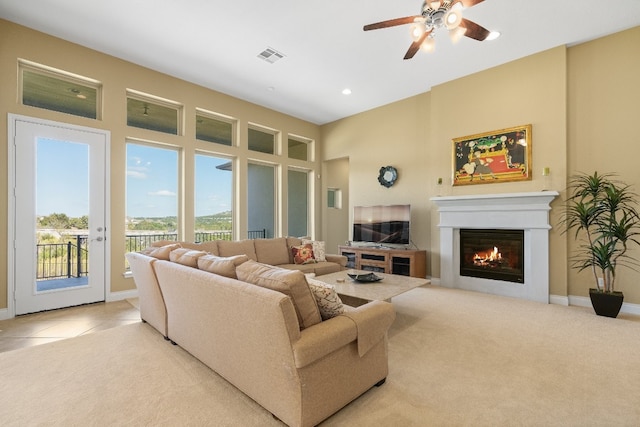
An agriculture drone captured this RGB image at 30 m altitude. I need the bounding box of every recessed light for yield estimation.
[267,86,275,92]
[342,88,352,95]
[486,31,501,41]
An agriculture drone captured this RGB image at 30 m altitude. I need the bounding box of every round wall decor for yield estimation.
[378,166,398,188]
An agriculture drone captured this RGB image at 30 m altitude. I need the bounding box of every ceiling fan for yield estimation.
[363,0,494,60]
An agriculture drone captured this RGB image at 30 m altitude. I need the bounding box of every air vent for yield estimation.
[257,47,285,64]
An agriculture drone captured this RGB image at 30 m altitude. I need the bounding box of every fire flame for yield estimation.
[473,246,502,265]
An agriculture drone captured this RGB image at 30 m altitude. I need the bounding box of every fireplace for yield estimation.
[459,229,524,283]
[431,191,558,303]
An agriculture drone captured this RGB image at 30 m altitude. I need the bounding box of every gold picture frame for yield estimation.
[452,124,532,186]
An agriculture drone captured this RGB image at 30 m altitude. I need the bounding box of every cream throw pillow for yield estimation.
[169,248,207,267]
[236,260,322,329]
[197,254,249,279]
[141,243,182,260]
[306,276,345,320]
[302,239,326,262]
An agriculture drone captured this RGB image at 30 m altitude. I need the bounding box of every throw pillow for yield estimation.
[302,239,327,262]
[236,260,322,329]
[141,243,182,260]
[197,254,249,279]
[169,248,207,268]
[306,277,345,320]
[291,244,316,265]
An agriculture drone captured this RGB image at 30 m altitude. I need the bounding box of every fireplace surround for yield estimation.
[431,192,559,303]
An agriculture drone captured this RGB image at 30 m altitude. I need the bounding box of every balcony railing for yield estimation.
[36,235,88,280]
[37,230,268,280]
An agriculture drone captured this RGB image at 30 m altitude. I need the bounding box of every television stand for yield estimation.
[338,245,427,278]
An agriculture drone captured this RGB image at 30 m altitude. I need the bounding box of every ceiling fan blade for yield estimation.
[460,18,490,41]
[364,16,419,31]
[456,0,485,8]
[403,32,429,60]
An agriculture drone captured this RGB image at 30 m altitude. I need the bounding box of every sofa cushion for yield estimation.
[254,237,290,265]
[217,239,257,261]
[305,276,345,320]
[141,243,182,260]
[197,254,249,279]
[279,262,343,276]
[182,241,220,256]
[302,239,327,262]
[291,244,316,265]
[236,260,322,329]
[169,248,207,267]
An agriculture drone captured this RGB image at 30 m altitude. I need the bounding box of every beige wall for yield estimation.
[567,27,640,302]
[1,19,639,311]
[0,20,321,310]
[323,26,640,304]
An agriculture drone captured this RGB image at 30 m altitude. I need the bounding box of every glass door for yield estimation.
[11,115,108,315]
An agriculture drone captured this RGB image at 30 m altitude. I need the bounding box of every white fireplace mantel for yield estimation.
[431,191,559,303]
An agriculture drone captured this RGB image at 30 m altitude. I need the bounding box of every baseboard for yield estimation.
[107,289,138,302]
[549,294,569,306]
[427,277,440,286]
[568,294,640,316]
[0,307,9,321]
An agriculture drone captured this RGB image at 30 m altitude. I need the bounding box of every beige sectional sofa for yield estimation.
[126,239,395,427]
[151,236,348,275]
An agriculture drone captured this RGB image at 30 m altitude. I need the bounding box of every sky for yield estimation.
[36,138,232,219]
[126,143,232,218]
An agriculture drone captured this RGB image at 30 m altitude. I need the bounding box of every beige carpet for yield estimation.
[2,285,640,426]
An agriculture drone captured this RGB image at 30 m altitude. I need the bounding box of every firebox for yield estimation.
[459,229,524,283]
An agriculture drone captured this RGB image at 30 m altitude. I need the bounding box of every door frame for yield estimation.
[7,114,111,318]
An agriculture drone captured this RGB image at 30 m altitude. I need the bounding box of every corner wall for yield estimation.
[323,27,640,304]
[0,20,321,311]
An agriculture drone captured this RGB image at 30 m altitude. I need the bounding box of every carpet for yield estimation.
[2,285,640,426]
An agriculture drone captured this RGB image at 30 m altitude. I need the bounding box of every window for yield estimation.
[195,154,233,241]
[247,163,275,238]
[248,126,276,154]
[288,136,312,161]
[19,60,101,119]
[126,90,182,135]
[125,142,180,253]
[196,110,235,146]
[288,169,309,237]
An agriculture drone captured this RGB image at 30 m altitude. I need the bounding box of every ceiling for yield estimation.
[2,0,640,125]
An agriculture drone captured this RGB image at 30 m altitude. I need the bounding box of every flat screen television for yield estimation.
[353,204,410,245]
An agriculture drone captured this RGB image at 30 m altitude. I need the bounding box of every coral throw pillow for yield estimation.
[291,244,316,265]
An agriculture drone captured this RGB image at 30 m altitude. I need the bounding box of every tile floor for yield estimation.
[0,299,140,354]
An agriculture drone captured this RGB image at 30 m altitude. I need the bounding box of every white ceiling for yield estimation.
[1,0,640,125]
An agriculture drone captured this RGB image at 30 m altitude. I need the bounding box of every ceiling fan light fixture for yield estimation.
[421,36,436,52]
[444,9,462,29]
[426,0,442,10]
[410,23,426,41]
[486,31,501,41]
[449,25,466,43]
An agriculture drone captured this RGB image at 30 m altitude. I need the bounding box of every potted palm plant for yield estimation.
[562,172,640,318]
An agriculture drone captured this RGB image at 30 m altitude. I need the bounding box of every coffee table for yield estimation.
[317,270,430,306]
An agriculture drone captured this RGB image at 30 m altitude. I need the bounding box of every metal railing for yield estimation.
[37,230,269,280]
[36,235,88,280]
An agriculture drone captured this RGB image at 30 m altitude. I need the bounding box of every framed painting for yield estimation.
[452,124,532,186]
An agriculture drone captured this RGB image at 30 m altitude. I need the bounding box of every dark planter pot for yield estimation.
[589,288,624,318]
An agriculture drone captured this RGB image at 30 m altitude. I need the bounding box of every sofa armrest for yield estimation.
[340,300,396,356]
[325,254,347,267]
[292,316,357,368]
[291,300,395,367]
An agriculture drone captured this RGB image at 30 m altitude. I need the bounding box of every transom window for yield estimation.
[248,126,276,154]
[126,90,182,135]
[19,60,101,119]
[196,109,235,146]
